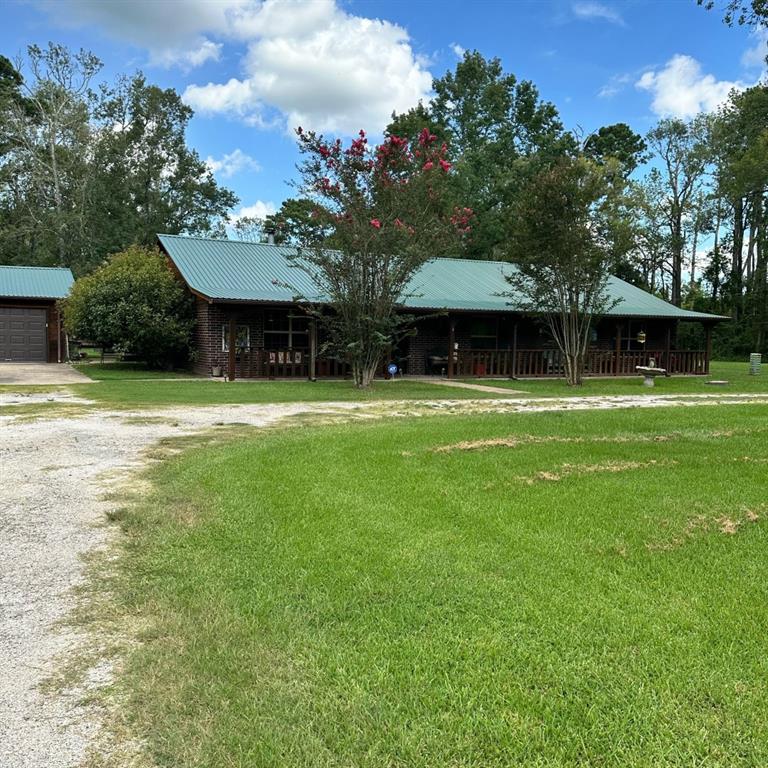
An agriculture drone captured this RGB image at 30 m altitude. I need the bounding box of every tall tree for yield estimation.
[505,155,627,385]
[0,46,237,274]
[1,44,100,269]
[645,117,711,306]
[712,86,768,348]
[387,51,573,258]
[584,123,648,177]
[92,74,236,260]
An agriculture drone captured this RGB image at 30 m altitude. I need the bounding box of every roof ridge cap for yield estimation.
[0,264,72,271]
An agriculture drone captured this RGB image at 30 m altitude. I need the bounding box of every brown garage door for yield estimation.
[0,307,47,362]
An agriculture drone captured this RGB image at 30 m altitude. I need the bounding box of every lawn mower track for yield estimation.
[2,391,768,767]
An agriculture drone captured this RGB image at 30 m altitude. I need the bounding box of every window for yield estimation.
[264,310,309,349]
[221,324,250,352]
[470,317,497,350]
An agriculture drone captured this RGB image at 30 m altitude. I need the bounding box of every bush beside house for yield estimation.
[64,245,194,368]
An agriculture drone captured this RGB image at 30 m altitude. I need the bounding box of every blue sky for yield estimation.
[4,0,766,223]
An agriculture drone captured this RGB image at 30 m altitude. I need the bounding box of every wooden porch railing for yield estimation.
[227,346,708,379]
[233,348,351,379]
[456,348,708,378]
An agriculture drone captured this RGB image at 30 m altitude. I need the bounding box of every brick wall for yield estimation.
[193,299,267,377]
[407,315,471,375]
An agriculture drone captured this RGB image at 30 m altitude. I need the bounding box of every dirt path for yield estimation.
[3,392,768,766]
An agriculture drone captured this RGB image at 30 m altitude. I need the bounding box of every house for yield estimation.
[158,234,727,380]
[0,265,73,363]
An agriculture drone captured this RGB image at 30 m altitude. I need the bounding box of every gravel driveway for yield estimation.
[3,392,768,766]
[0,402,361,768]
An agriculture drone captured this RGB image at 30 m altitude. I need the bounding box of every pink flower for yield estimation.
[347,137,367,157]
[439,158,451,172]
[394,218,404,228]
[370,219,382,229]
[422,160,434,171]
[418,127,436,146]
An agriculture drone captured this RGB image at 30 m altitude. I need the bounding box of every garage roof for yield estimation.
[158,234,727,322]
[0,265,74,300]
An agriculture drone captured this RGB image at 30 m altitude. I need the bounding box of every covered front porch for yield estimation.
[209,305,714,380]
[412,313,712,379]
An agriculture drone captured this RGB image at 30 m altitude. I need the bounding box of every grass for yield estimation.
[101,403,768,767]
[461,360,768,397]
[73,362,198,380]
[2,360,765,409]
[66,378,505,407]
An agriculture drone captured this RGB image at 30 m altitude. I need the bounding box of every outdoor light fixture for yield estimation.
[637,331,647,345]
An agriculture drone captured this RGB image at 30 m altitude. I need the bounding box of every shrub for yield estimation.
[64,245,194,368]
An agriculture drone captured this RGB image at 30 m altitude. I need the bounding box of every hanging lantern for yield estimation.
[637,330,647,345]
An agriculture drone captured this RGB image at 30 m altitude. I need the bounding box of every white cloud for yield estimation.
[205,149,261,178]
[232,200,277,222]
[572,2,625,25]
[182,0,433,135]
[636,55,744,118]
[154,40,222,69]
[450,43,466,59]
[36,0,246,68]
[598,72,632,99]
[40,0,434,133]
[742,28,768,71]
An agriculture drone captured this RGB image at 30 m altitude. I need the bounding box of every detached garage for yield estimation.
[0,266,73,363]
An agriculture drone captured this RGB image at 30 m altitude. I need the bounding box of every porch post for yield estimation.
[511,321,518,380]
[56,307,62,363]
[665,325,672,376]
[614,323,622,376]
[227,316,237,381]
[309,319,317,381]
[447,315,455,379]
[705,324,713,375]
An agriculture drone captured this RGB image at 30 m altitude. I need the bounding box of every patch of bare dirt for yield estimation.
[432,426,767,454]
[515,459,675,485]
[646,506,765,551]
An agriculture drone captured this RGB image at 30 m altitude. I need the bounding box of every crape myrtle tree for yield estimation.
[506,155,627,386]
[290,127,472,388]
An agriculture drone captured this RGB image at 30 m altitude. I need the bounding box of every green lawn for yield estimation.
[462,360,768,397]
[69,360,768,407]
[73,362,198,380]
[105,403,768,767]
[65,378,504,406]
[2,360,764,409]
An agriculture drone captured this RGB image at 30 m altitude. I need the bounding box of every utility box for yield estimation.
[749,353,761,375]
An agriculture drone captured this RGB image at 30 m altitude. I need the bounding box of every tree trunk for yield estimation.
[671,210,684,306]
[352,360,378,389]
[732,197,744,321]
[754,195,766,352]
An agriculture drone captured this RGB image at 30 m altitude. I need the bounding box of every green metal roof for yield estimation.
[0,265,74,300]
[158,234,726,322]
